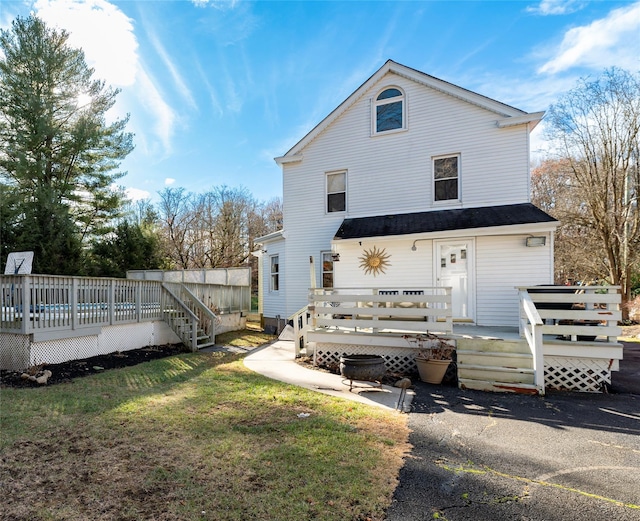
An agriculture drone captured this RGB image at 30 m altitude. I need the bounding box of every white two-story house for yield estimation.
[256,60,558,333]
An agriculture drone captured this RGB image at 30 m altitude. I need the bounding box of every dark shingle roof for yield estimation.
[334,203,557,240]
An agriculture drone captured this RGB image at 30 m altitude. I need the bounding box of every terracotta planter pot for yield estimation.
[416,358,451,384]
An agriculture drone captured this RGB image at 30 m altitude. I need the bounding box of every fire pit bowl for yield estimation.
[339,354,387,391]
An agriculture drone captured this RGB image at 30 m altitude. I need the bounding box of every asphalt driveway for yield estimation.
[386,343,640,521]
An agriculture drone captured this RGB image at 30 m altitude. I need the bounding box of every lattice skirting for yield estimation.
[0,322,181,370]
[315,342,453,375]
[0,334,30,370]
[545,356,611,393]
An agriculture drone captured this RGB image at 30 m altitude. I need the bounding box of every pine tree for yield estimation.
[0,15,134,274]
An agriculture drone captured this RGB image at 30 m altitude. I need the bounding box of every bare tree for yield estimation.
[247,197,283,292]
[156,186,281,272]
[544,68,640,318]
[532,159,606,284]
[157,187,198,269]
[198,186,254,268]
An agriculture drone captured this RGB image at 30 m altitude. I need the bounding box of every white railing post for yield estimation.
[308,289,317,329]
[21,275,30,334]
[109,279,115,325]
[135,283,142,322]
[70,277,78,331]
[607,286,620,343]
[518,289,545,395]
[532,322,545,393]
[444,288,452,333]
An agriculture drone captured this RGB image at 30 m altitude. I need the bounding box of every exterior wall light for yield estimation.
[525,236,546,247]
[411,239,430,251]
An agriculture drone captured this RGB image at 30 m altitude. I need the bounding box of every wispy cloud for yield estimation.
[136,66,176,153]
[538,1,640,74]
[191,0,240,9]
[146,29,197,110]
[194,59,224,117]
[34,0,138,86]
[164,178,176,186]
[526,0,586,16]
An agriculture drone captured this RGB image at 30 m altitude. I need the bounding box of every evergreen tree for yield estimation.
[0,15,134,274]
[89,220,164,278]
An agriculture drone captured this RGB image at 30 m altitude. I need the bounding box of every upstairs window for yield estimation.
[327,171,346,213]
[270,255,279,291]
[434,155,460,202]
[374,87,405,133]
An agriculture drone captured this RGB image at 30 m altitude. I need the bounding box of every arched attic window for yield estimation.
[373,87,405,134]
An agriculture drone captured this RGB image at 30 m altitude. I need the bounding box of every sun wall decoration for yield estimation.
[358,246,391,276]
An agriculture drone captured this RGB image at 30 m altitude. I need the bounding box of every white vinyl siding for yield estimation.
[475,234,553,326]
[333,238,434,289]
[261,239,287,319]
[264,70,542,321]
[283,76,530,224]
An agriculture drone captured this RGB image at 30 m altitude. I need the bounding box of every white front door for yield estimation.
[435,239,474,321]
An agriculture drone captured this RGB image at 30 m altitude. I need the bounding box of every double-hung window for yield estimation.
[327,171,346,213]
[374,87,405,134]
[270,255,279,291]
[433,155,460,202]
[322,252,334,288]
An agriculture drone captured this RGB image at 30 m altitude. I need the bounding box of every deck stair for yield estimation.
[456,338,539,394]
[161,284,218,350]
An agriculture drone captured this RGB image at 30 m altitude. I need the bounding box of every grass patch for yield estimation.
[0,351,409,521]
[214,321,276,348]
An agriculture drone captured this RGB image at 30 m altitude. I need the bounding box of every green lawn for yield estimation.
[0,348,409,521]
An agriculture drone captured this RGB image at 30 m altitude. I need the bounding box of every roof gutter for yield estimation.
[497,111,545,131]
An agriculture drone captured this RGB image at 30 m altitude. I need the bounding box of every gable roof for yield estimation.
[276,60,544,164]
[334,203,558,240]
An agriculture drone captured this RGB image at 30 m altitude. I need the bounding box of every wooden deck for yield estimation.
[294,286,623,394]
[0,274,251,370]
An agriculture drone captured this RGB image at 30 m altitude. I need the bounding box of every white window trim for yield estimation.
[371,86,407,136]
[432,153,461,204]
[326,170,347,214]
[269,254,280,292]
[321,251,334,288]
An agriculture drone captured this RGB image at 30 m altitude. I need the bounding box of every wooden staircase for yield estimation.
[456,337,539,394]
[161,284,218,350]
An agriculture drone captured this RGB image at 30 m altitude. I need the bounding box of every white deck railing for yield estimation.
[518,290,544,392]
[308,287,453,335]
[1,274,250,343]
[518,285,622,393]
[518,285,622,341]
[0,275,163,335]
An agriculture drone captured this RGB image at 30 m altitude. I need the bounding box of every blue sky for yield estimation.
[2,0,639,203]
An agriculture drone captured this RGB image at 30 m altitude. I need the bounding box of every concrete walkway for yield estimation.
[243,339,415,411]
